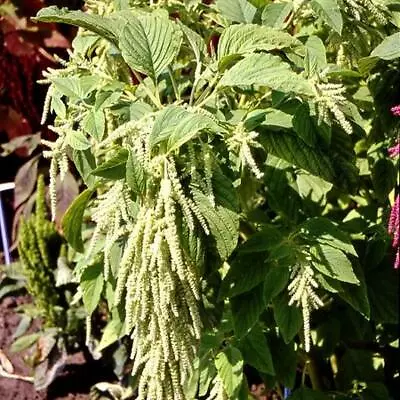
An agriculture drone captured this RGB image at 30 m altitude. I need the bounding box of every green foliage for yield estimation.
[17,175,62,327]
[34,0,400,399]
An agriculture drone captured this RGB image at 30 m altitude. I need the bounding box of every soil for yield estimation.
[0,295,116,400]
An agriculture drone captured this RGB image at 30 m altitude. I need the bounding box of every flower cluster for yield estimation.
[388,104,399,269]
[288,263,324,352]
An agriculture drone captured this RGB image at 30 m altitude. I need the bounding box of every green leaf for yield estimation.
[82,109,105,141]
[215,0,256,23]
[268,334,297,388]
[301,217,357,256]
[231,284,265,338]
[260,130,335,183]
[218,24,300,61]
[264,267,290,305]
[338,263,370,319]
[261,2,293,29]
[219,53,314,96]
[97,314,124,351]
[304,36,327,77]
[126,147,145,195]
[296,172,333,203]
[150,106,188,148]
[177,21,206,79]
[10,333,41,353]
[293,103,318,147]
[221,255,269,298]
[191,170,239,260]
[239,325,275,375]
[273,292,302,343]
[50,76,98,100]
[81,262,104,314]
[215,347,244,398]
[73,149,97,188]
[311,0,343,35]
[66,130,91,151]
[167,112,221,153]
[310,244,359,284]
[34,6,120,45]
[120,14,182,80]
[62,188,94,252]
[371,32,400,60]
[91,148,128,180]
[288,387,330,400]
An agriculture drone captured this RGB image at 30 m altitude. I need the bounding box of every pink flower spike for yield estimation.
[391,105,400,116]
[388,143,400,158]
[395,247,399,270]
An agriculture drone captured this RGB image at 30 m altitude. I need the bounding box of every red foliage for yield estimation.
[0,0,69,142]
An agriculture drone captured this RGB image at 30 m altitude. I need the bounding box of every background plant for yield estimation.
[28,0,400,399]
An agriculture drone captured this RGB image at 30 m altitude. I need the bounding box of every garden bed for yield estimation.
[0,295,114,400]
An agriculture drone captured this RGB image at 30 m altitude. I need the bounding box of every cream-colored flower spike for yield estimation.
[316,83,353,135]
[288,264,324,352]
[227,122,264,179]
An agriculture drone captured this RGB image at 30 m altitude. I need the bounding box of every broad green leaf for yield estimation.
[120,14,182,80]
[262,2,293,29]
[239,325,275,375]
[62,188,95,252]
[221,255,269,298]
[50,76,98,100]
[191,170,239,260]
[95,90,122,111]
[371,32,400,60]
[83,109,105,141]
[231,284,265,338]
[126,147,145,194]
[264,267,290,305]
[177,21,206,79]
[263,109,293,130]
[34,6,120,45]
[239,225,285,254]
[215,347,244,398]
[300,217,357,256]
[292,103,318,147]
[218,24,300,61]
[296,172,333,203]
[260,130,335,183]
[10,333,41,353]
[215,0,256,23]
[81,262,104,314]
[167,112,221,152]
[219,53,314,96]
[150,106,188,148]
[66,130,91,151]
[97,314,124,351]
[50,90,66,118]
[288,387,330,400]
[311,244,359,284]
[91,148,128,180]
[73,149,97,188]
[268,334,297,388]
[304,36,327,77]
[338,263,370,319]
[273,292,302,344]
[311,0,343,35]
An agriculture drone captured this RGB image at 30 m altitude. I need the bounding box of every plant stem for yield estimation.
[168,66,180,102]
[132,70,162,109]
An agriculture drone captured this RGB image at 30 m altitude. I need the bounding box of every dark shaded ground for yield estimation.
[0,295,115,400]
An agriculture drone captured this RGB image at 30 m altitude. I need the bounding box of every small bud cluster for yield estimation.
[288,263,324,352]
[316,83,353,134]
[227,122,264,179]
